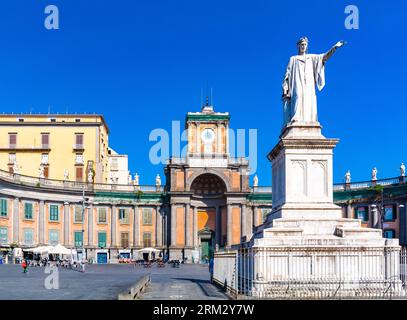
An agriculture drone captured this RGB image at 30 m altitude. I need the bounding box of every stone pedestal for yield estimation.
[244,122,405,297]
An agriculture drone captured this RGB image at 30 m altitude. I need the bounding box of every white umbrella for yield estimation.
[32,246,53,254]
[48,244,72,255]
[137,247,161,253]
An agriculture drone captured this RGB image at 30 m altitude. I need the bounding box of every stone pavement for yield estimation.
[0,263,229,300]
[140,263,230,300]
[0,264,149,300]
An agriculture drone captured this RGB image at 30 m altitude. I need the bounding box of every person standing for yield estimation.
[21,259,28,274]
[209,257,214,283]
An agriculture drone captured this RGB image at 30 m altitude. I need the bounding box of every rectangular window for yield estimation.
[142,208,152,225]
[0,199,7,217]
[111,158,118,171]
[75,134,84,148]
[261,208,270,223]
[74,231,83,247]
[0,227,8,244]
[98,207,107,223]
[41,133,49,148]
[76,167,83,181]
[24,229,34,245]
[41,153,49,165]
[49,204,59,221]
[44,166,49,178]
[98,232,107,248]
[356,207,368,222]
[121,232,129,248]
[9,133,16,148]
[384,229,395,239]
[75,153,84,164]
[384,205,396,221]
[8,153,16,164]
[119,208,129,224]
[24,203,33,220]
[49,230,59,245]
[143,232,152,248]
[74,206,83,223]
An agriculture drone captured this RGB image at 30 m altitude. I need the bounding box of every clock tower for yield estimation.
[164,99,251,262]
[186,99,229,158]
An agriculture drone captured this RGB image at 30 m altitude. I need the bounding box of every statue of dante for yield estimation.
[282,37,345,126]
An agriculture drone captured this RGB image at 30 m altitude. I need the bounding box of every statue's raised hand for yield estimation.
[335,40,346,48]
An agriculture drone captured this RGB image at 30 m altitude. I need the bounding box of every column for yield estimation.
[217,123,221,153]
[13,198,20,243]
[215,205,221,247]
[227,204,232,247]
[196,123,201,154]
[193,206,198,248]
[133,205,139,247]
[156,205,163,247]
[39,200,45,244]
[63,203,70,245]
[226,123,229,154]
[87,205,93,246]
[247,204,253,239]
[185,203,191,247]
[346,204,352,219]
[252,205,258,229]
[171,204,177,247]
[241,204,247,240]
[111,205,117,246]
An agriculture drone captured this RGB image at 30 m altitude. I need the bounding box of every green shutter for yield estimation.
[98,232,106,247]
[0,199,7,216]
[25,203,33,219]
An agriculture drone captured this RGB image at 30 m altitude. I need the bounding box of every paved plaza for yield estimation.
[0,263,229,300]
[141,264,230,300]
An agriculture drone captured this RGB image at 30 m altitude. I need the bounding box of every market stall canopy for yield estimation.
[31,246,53,254]
[137,247,161,253]
[48,244,72,255]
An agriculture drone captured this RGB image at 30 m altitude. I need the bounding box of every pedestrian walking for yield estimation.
[209,257,214,283]
[21,259,28,274]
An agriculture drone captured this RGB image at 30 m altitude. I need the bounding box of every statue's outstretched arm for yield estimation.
[323,40,346,63]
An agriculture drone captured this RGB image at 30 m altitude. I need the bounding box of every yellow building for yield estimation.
[0,114,110,183]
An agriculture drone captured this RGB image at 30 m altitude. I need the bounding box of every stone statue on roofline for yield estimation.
[156,174,161,186]
[400,163,405,177]
[371,167,378,181]
[345,170,351,184]
[63,169,69,181]
[39,165,45,179]
[253,174,259,187]
[282,37,346,126]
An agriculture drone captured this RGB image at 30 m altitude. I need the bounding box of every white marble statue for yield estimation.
[345,170,351,184]
[400,163,405,177]
[156,174,161,186]
[63,169,69,181]
[39,165,44,179]
[282,37,346,126]
[134,173,139,185]
[253,174,259,187]
[88,169,94,183]
[372,167,378,181]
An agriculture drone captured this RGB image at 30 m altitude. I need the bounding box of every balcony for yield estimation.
[168,155,249,167]
[73,144,85,151]
[0,144,51,152]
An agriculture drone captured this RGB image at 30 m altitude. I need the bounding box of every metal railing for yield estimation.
[214,246,407,299]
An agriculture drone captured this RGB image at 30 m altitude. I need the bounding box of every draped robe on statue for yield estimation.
[282,54,326,125]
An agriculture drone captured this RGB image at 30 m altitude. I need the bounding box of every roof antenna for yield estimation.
[200,88,203,108]
[48,105,51,114]
[210,87,213,106]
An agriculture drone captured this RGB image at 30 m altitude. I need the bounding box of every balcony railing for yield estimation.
[0,168,165,193]
[0,144,51,151]
[168,156,249,166]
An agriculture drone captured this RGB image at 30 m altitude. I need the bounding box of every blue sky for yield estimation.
[0,0,405,185]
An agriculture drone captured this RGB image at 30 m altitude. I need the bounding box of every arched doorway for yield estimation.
[190,173,227,262]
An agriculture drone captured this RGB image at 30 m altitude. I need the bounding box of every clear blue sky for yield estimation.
[0,0,405,185]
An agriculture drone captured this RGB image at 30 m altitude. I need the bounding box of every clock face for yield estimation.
[201,128,215,143]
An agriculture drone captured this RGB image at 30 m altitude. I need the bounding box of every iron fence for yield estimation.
[214,247,407,299]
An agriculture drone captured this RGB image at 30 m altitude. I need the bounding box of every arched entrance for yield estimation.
[190,173,227,262]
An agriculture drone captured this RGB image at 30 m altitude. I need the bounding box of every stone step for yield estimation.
[334,226,383,239]
[264,227,303,237]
